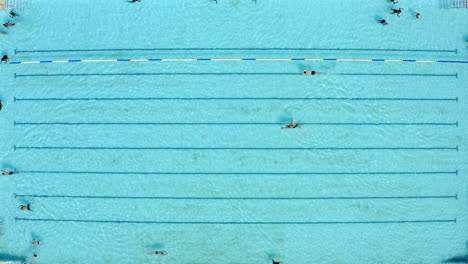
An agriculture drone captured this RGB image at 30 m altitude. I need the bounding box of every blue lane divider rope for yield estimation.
[8,58,468,65]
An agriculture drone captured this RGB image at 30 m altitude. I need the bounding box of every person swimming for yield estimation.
[390,0,398,3]
[390,8,403,17]
[2,22,15,28]
[281,120,305,129]
[0,100,3,111]
[303,69,321,75]
[32,239,42,246]
[19,203,32,211]
[272,259,282,264]
[2,170,18,175]
[416,13,422,19]
[128,0,141,2]
[2,170,19,175]
[378,19,388,25]
[10,11,18,18]
[148,251,168,255]
[1,55,8,64]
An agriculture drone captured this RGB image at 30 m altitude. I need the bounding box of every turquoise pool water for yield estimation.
[0,0,467,263]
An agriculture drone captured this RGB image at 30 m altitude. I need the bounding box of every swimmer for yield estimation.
[19,203,32,211]
[378,19,388,25]
[1,55,8,64]
[0,100,3,111]
[416,13,422,19]
[10,11,18,18]
[303,69,321,75]
[32,239,42,246]
[147,251,168,255]
[390,8,403,17]
[390,0,398,3]
[128,0,141,2]
[29,253,38,259]
[3,22,15,28]
[2,170,19,175]
[272,260,282,264]
[281,120,305,130]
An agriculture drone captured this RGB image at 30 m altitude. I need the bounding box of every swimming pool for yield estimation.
[0,0,467,263]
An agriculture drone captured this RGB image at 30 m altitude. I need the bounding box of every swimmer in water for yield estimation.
[148,251,168,255]
[378,19,388,25]
[390,0,398,3]
[390,8,403,17]
[1,55,8,64]
[303,69,321,75]
[272,260,282,264]
[32,239,42,246]
[3,22,15,28]
[0,100,3,111]
[29,253,38,260]
[416,13,422,19]
[2,170,19,175]
[10,11,18,18]
[19,203,32,211]
[128,0,141,2]
[281,120,305,129]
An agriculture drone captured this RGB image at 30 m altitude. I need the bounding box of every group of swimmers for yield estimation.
[0,221,40,259]
[26,239,42,260]
[28,239,42,260]
[4,193,286,262]
[378,0,422,25]
[1,10,19,67]
[2,171,33,210]
[1,11,18,34]
[1,11,17,65]
[10,173,34,212]
[5,249,164,260]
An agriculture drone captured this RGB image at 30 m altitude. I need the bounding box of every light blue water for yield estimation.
[0,0,467,263]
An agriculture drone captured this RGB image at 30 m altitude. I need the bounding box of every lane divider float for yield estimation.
[8,58,468,64]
